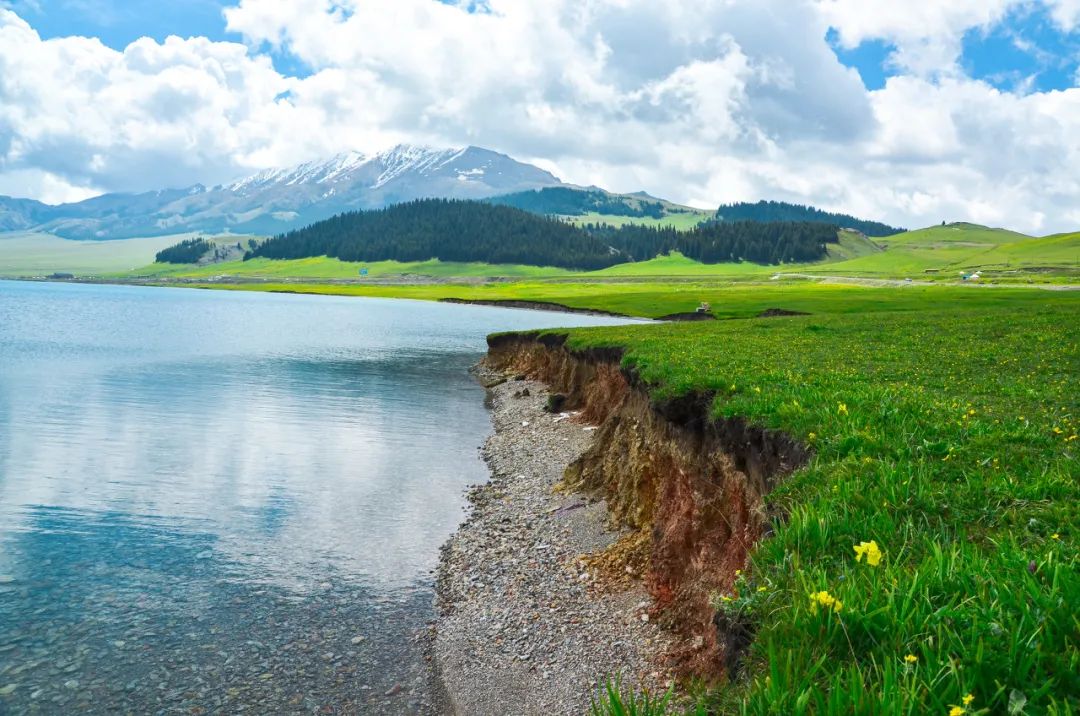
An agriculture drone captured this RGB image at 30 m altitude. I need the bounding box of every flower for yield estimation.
[1051,533,1060,540]
[949,707,964,716]
[757,586,767,592]
[904,654,918,664]
[838,403,848,415]
[853,540,883,567]
[963,694,975,706]
[810,590,842,613]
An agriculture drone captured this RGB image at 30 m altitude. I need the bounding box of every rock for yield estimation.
[384,684,403,697]
[350,636,366,644]
[520,388,530,397]
[543,393,567,413]
[0,684,17,696]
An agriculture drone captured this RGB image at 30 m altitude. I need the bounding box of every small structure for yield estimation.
[696,301,712,314]
[49,272,75,280]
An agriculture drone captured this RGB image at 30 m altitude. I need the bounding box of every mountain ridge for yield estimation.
[0,145,564,240]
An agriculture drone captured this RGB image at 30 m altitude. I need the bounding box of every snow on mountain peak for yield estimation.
[227,145,476,193]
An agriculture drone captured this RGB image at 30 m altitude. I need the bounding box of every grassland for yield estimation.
[0,231,258,277]
[123,255,573,280]
[552,290,1079,715]
[106,222,1079,289]
[823,224,1080,280]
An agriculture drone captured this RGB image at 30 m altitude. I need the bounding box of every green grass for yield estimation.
[878,223,1033,247]
[181,279,1074,321]
[824,229,884,262]
[589,252,775,277]
[0,232,204,277]
[549,291,1079,714]
[125,255,572,280]
[820,224,1080,279]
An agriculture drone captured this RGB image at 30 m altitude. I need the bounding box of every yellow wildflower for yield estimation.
[963,694,975,706]
[809,590,842,613]
[949,707,964,716]
[757,586,767,592]
[904,654,918,664]
[1051,533,1060,540]
[853,540,883,567]
[808,432,817,441]
[838,403,848,415]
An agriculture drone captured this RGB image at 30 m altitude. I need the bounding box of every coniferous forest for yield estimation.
[155,237,215,264]
[717,200,904,237]
[243,199,840,270]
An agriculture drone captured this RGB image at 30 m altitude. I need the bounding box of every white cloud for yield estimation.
[817,0,1019,76]
[1047,0,1080,29]
[0,1,1079,233]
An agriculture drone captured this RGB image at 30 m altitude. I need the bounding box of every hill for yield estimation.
[243,199,840,270]
[717,200,904,237]
[820,223,1080,277]
[488,187,711,229]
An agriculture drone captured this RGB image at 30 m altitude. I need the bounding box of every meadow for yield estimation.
[554,291,1079,714]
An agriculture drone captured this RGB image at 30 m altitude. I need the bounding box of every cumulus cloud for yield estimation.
[0,1,1079,232]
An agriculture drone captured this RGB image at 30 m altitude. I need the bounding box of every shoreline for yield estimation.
[437,297,637,319]
[433,367,673,715]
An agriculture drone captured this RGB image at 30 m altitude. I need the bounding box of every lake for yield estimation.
[0,280,632,714]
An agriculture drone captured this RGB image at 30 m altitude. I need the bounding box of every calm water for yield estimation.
[0,280,631,714]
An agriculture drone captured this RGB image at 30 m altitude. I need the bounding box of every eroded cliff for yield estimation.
[485,332,810,679]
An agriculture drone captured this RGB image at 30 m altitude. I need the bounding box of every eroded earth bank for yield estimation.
[435,333,809,715]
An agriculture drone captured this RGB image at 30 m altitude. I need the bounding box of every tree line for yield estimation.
[717,200,904,237]
[155,237,214,264]
[240,199,839,270]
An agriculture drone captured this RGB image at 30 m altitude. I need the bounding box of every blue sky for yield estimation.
[4,0,314,74]
[13,0,1080,92]
[829,3,1079,92]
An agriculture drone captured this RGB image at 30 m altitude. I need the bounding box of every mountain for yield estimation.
[0,196,53,232]
[717,200,904,237]
[0,145,564,240]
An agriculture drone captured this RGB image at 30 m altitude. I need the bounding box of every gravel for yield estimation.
[435,370,672,716]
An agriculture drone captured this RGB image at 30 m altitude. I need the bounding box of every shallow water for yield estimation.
[0,280,632,714]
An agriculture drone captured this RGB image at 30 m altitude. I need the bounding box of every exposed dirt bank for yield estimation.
[435,374,673,715]
[478,333,810,680]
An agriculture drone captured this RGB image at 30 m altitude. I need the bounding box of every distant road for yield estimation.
[775,273,1080,290]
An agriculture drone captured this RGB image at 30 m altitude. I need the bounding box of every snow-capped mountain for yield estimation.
[0,145,565,239]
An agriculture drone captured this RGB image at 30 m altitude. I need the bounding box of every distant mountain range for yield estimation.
[0,144,906,241]
[0,145,564,240]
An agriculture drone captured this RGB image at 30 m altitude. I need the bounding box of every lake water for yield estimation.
[0,280,631,714]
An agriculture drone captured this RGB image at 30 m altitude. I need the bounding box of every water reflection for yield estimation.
[0,281,636,712]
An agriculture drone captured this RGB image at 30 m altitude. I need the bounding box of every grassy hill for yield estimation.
[820,223,1080,279]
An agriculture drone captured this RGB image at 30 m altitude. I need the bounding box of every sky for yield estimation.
[1,0,1079,232]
